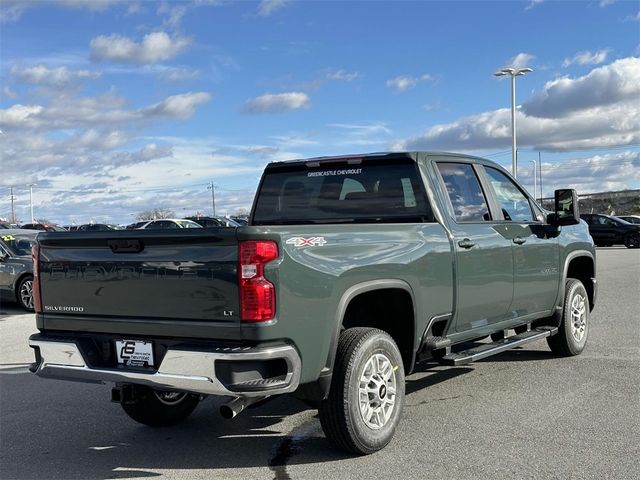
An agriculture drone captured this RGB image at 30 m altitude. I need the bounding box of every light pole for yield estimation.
[28,183,37,223]
[494,67,533,178]
[530,160,537,202]
[207,181,216,216]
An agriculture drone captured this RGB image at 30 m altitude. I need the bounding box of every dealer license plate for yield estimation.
[116,340,154,367]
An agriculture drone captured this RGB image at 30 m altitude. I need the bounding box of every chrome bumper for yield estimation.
[29,338,301,397]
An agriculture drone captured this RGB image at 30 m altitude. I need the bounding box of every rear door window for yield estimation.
[436,163,491,222]
[253,160,434,225]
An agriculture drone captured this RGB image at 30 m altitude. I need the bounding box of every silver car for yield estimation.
[0,229,38,311]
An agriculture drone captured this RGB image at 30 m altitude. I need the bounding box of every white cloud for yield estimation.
[326,70,361,82]
[386,74,433,93]
[523,57,640,118]
[10,64,101,86]
[90,32,191,64]
[160,68,201,82]
[0,0,118,23]
[143,92,212,119]
[0,90,212,131]
[257,0,289,16]
[562,49,611,68]
[525,0,544,11]
[599,0,616,7]
[624,11,640,22]
[243,92,310,113]
[0,104,44,129]
[503,53,536,70]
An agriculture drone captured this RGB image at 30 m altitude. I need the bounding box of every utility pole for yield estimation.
[207,181,216,216]
[9,187,16,224]
[28,183,36,223]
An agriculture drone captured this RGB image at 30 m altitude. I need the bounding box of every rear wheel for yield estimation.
[624,233,640,249]
[547,279,589,356]
[319,328,405,455]
[121,387,200,427]
[16,275,34,312]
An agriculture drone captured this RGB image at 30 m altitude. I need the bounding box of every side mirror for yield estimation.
[549,189,580,226]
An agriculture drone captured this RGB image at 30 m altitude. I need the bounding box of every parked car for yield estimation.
[77,224,124,231]
[580,213,640,248]
[126,221,148,230]
[230,216,249,226]
[0,222,11,229]
[617,215,640,225]
[0,229,38,311]
[186,216,241,228]
[63,225,80,231]
[137,219,202,229]
[30,151,596,455]
[21,223,66,232]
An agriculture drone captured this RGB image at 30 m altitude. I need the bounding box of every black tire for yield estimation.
[624,233,640,249]
[16,275,34,312]
[121,387,200,427]
[547,279,589,356]
[319,328,405,455]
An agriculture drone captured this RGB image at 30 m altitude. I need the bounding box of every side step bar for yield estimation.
[439,326,558,366]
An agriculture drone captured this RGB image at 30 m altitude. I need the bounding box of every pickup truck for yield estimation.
[29,152,596,454]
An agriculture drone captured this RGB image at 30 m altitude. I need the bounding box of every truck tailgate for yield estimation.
[37,229,239,323]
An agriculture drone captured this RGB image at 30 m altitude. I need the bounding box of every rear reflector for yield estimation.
[239,241,278,322]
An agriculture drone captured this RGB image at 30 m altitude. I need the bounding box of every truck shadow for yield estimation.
[0,373,351,480]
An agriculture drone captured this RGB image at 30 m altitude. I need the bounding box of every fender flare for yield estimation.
[555,250,595,311]
[323,279,417,374]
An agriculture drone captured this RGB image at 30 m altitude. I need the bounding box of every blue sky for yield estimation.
[1,0,639,225]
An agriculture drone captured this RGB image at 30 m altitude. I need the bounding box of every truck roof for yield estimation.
[266,151,499,169]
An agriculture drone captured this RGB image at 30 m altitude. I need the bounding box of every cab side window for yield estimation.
[484,167,534,222]
[436,163,491,222]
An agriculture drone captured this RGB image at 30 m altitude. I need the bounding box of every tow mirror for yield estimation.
[549,189,580,226]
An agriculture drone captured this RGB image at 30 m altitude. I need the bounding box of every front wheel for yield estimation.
[624,233,640,249]
[121,387,201,427]
[547,279,589,356]
[16,275,34,312]
[319,328,405,455]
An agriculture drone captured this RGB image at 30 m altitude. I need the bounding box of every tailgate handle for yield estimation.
[108,239,144,253]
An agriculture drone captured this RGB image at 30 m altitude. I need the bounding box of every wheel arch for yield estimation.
[325,280,417,376]
[562,251,596,311]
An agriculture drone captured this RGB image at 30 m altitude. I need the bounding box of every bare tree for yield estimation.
[235,207,250,216]
[136,208,175,221]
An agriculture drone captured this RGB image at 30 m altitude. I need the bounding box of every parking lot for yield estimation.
[1,247,638,480]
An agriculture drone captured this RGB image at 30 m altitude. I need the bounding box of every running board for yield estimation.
[439,326,558,366]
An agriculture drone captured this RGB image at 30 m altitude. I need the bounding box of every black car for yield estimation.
[77,223,123,231]
[0,229,38,310]
[580,213,640,248]
[21,223,66,232]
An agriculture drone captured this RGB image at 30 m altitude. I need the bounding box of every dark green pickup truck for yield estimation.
[29,152,596,454]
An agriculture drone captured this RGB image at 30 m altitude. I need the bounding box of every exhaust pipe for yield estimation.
[220,396,269,419]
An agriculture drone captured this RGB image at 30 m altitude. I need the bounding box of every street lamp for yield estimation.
[529,160,537,202]
[494,67,533,178]
[28,183,37,223]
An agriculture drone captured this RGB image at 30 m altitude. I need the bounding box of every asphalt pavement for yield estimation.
[1,247,639,480]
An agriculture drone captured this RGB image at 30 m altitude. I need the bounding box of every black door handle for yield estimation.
[458,239,476,249]
[513,237,527,245]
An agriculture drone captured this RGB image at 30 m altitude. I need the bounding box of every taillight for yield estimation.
[32,243,42,313]
[239,240,278,322]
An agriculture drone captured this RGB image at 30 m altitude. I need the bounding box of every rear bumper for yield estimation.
[29,335,301,397]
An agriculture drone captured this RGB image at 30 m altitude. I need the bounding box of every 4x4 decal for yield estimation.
[285,237,327,247]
